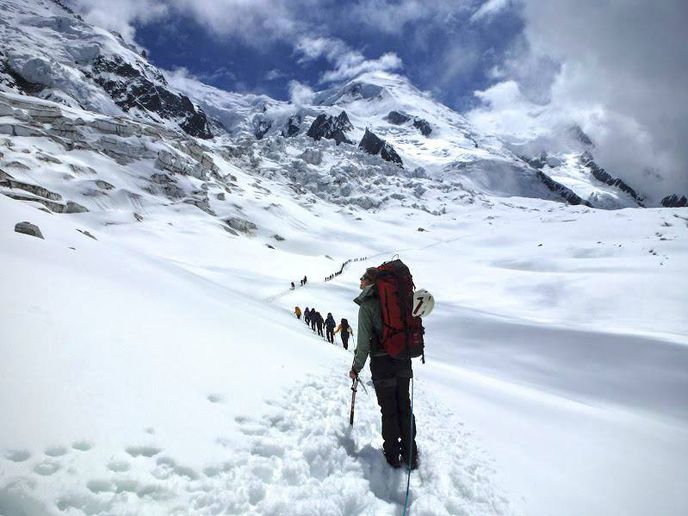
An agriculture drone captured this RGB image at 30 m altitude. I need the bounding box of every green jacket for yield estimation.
[352,284,386,374]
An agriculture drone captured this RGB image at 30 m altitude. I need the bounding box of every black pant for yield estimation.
[341,333,349,350]
[370,355,416,460]
[316,323,323,336]
[326,327,334,343]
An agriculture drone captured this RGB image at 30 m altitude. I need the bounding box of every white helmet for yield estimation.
[412,289,435,317]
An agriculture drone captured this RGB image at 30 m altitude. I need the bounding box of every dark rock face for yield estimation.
[358,128,403,167]
[570,125,594,146]
[385,111,411,125]
[412,118,432,137]
[314,81,384,105]
[535,170,592,207]
[307,111,353,145]
[523,154,546,170]
[65,201,88,213]
[661,194,688,208]
[1,60,44,94]
[252,116,272,140]
[90,56,213,139]
[15,221,43,239]
[0,173,63,200]
[226,216,258,234]
[384,110,432,136]
[282,114,301,137]
[580,152,643,205]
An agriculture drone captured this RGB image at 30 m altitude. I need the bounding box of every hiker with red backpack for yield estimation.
[349,261,431,470]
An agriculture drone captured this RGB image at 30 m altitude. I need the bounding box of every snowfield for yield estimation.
[1,1,687,513]
[2,185,687,515]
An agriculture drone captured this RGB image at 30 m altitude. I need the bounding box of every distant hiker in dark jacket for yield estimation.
[291,281,295,289]
[303,275,307,285]
[349,268,418,470]
[315,311,324,337]
[310,309,317,331]
[325,313,336,343]
[304,307,311,325]
[335,318,353,350]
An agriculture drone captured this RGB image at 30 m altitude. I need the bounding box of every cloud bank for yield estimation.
[468,0,688,199]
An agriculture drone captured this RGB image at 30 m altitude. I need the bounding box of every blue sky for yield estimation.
[129,1,525,112]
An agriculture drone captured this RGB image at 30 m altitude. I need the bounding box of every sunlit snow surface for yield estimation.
[2,176,688,515]
[0,1,687,512]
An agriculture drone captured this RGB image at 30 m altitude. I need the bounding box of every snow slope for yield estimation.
[2,179,688,515]
[1,2,688,514]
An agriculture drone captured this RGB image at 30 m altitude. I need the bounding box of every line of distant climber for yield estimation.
[288,256,369,288]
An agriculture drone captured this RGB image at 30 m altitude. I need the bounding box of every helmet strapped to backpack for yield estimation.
[412,289,435,317]
[372,259,425,361]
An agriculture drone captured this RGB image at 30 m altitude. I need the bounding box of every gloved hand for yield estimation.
[349,369,358,380]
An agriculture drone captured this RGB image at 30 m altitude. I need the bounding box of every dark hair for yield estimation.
[341,318,349,329]
[361,267,378,282]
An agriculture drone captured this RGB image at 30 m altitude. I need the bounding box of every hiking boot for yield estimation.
[384,452,402,469]
[402,450,419,470]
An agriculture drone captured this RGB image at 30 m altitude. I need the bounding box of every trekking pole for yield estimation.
[357,377,369,395]
[349,377,359,426]
[402,376,415,516]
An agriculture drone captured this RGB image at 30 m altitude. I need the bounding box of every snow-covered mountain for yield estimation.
[0,0,670,213]
[1,2,687,516]
[0,0,212,138]
[171,68,649,210]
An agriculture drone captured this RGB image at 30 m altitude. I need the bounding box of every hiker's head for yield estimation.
[360,268,377,288]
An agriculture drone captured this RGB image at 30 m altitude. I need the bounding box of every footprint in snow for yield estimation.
[33,459,60,476]
[0,374,515,515]
[125,445,161,458]
[44,445,68,457]
[4,449,31,462]
[210,370,517,515]
[72,440,93,451]
[86,479,116,494]
[107,460,131,472]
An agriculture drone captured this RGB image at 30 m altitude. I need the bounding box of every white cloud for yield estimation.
[470,0,511,22]
[265,69,285,81]
[69,0,296,44]
[320,52,402,83]
[469,0,688,200]
[295,36,402,83]
[68,0,169,40]
[294,37,350,64]
[170,0,295,42]
[288,80,314,105]
[348,0,473,35]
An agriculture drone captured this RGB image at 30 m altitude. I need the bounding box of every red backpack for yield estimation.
[373,259,425,361]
